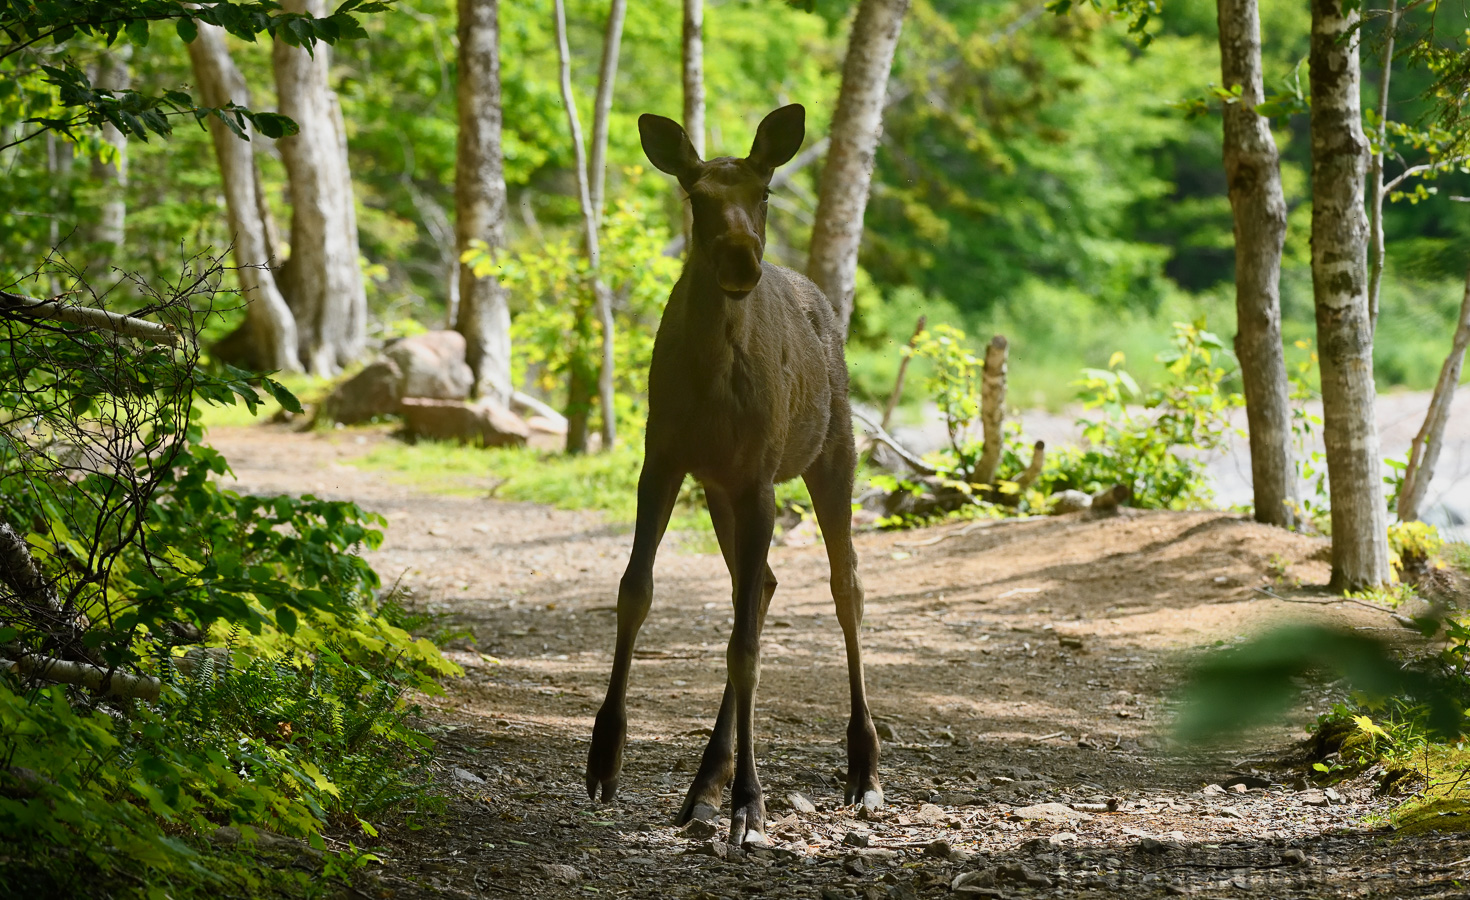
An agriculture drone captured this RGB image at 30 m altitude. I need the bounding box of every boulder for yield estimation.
[401,397,529,447]
[320,358,403,425]
[384,331,474,400]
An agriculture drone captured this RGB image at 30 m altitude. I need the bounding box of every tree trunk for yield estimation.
[1398,266,1470,523]
[806,0,910,336]
[1217,0,1297,528]
[1367,0,1400,331]
[975,334,1007,487]
[272,0,367,376]
[554,0,620,453]
[85,46,130,284]
[681,0,705,242]
[1309,0,1390,591]
[454,0,513,405]
[185,23,301,373]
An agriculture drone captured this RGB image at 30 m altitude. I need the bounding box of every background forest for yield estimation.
[7,0,1470,897]
[4,0,1467,407]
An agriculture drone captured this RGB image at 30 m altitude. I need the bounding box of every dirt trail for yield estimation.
[214,425,1469,899]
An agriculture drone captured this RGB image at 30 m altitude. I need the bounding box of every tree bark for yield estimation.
[681,0,705,243]
[554,0,619,453]
[86,46,130,284]
[272,0,367,376]
[1367,0,1400,331]
[1310,0,1391,591]
[1398,266,1470,523]
[454,0,513,405]
[185,23,301,373]
[806,0,910,336]
[1217,0,1297,528]
[975,334,1007,487]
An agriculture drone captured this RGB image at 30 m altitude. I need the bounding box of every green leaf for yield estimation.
[275,607,298,636]
[263,378,304,414]
[176,17,198,43]
[125,18,149,48]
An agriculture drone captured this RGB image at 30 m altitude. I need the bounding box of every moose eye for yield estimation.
[762,189,770,203]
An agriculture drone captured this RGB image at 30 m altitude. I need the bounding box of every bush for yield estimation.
[0,257,454,893]
[1040,318,1241,509]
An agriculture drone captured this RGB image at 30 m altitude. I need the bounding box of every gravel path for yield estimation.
[212,424,1470,900]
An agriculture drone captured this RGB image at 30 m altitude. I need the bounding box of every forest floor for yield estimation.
[212,424,1470,900]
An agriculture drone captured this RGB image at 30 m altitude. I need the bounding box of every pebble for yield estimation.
[681,818,720,841]
[924,839,953,858]
[1011,802,1091,823]
[537,863,581,883]
[786,792,817,814]
[1298,789,1329,807]
[842,830,871,847]
[452,767,485,784]
[1200,783,1226,796]
[1282,848,1308,865]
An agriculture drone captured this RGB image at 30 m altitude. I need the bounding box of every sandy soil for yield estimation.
[212,424,1470,900]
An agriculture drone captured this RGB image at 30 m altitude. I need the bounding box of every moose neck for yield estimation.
[680,235,759,341]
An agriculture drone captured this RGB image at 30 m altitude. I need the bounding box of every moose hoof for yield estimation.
[676,800,720,826]
[846,782,884,810]
[729,804,767,848]
[585,772,619,802]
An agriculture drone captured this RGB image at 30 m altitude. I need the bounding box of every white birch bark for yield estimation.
[185,23,301,373]
[1217,0,1297,528]
[272,0,367,376]
[680,0,705,243]
[454,0,513,405]
[1309,0,1391,590]
[806,0,910,335]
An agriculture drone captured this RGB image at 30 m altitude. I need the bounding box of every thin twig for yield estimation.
[850,407,937,475]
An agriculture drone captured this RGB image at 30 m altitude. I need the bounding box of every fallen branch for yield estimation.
[1251,586,1418,628]
[0,521,61,614]
[0,290,179,345]
[2,654,161,702]
[850,406,937,476]
[893,515,1034,548]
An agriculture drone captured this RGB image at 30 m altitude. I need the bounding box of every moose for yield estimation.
[584,104,882,847]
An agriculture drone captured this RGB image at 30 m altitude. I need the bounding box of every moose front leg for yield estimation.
[723,483,778,846]
[677,487,778,826]
[586,458,684,802]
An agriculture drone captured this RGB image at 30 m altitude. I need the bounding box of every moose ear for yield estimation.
[747,104,805,178]
[639,114,702,186]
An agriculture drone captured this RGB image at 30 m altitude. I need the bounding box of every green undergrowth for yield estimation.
[353,438,825,546]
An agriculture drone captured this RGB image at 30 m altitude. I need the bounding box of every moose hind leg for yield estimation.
[677,488,778,826]
[805,451,883,810]
[587,460,683,802]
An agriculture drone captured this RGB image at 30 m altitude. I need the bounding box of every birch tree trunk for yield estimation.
[454,0,513,405]
[681,0,705,243]
[1217,0,1296,528]
[1398,267,1470,523]
[1309,0,1391,591]
[86,46,130,284]
[185,23,301,373]
[273,0,367,376]
[555,0,621,453]
[806,0,910,336]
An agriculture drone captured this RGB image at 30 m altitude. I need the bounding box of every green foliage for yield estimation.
[908,324,983,477]
[462,179,681,433]
[1043,319,1241,508]
[1176,624,1463,745]
[0,1,386,150]
[0,261,454,892]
